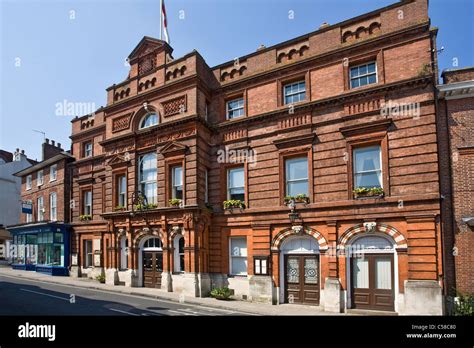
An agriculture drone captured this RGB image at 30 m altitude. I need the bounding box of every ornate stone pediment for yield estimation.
[128,36,167,62]
[159,141,188,157]
[107,153,130,168]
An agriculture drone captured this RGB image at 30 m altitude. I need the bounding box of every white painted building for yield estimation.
[0,149,35,259]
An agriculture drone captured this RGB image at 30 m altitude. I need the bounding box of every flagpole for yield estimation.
[160,0,163,40]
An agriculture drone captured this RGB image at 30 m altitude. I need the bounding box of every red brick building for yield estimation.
[437,67,474,296]
[68,0,446,314]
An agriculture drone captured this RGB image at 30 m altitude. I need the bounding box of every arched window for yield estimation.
[120,237,128,270]
[174,236,185,272]
[139,153,157,204]
[143,237,162,250]
[139,113,158,129]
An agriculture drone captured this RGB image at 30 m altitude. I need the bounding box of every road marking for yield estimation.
[20,288,70,301]
[108,308,140,316]
[167,309,198,316]
[2,274,255,315]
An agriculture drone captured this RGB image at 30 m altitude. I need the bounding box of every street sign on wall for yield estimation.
[21,201,32,214]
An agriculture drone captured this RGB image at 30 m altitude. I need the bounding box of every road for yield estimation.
[0,274,250,316]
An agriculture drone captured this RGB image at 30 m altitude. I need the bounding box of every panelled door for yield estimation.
[285,254,320,305]
[351,254,394,311]
[143,251,163,288]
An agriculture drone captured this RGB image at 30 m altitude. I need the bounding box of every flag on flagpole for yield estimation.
[161,0,170,44]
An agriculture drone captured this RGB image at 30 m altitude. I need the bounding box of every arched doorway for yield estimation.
[280,235,320,305]
[141,237,163,288]
[347,234,396,311]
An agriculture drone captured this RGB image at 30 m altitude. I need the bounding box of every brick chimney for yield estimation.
[42,138,64,161]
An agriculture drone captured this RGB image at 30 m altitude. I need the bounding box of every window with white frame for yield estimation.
[37,196,44,221]
[254,256,269,275]
[50,164,57,182]
[284,81,306,105]
[139,153,157,204]
[120,237,128,270]
[226,97,244,119]
[350,62,377,89]
[84,240,93,268]
[117,175,127,207]
[171,166,183,200]
[37,170,44,186]
[174,235,185,272]
[83,190,92,216]
[84,142,93,157]
[26,175,32,190]
[26,200,33,222]
[49,192,57,221]
[230,237,247,275]
[353,145,382,188]
[227,167,245,201]
[285,157,309,196]
[139,113,159,129]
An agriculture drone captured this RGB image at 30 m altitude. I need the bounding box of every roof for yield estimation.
[13,152,74,177]
[0,150,13,163]
[441,66,474,76]
[127,36,172,60]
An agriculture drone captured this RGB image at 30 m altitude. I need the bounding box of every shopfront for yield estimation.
[8,222,71,276]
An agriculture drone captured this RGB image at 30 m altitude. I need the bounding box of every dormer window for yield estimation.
[139,113,159,129]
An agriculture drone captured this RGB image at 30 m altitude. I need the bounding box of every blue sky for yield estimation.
[1,0,473,161]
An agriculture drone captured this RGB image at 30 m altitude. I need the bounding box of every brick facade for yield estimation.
[59,0,447,313]
[438,67,474,295]
[17,140,73,225]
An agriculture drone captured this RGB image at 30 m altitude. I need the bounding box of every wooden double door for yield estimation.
[351,253,394,311]
[143,251,163,288]
[284,254,320,305]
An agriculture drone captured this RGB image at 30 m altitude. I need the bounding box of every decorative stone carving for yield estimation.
[114,87,131,102]
[165,65,187,81]
[342,21,381,43]
[223,128,247,142]
[157,127,196,144]
[364,222,377,234]
[291,225,305,234]
[162,95,187,117]
[138,77,157,92]
[112,113,132,133]
[278,114,311,129]
[138,54,157,75]
[220,63,247,82]
[277,41,309,63]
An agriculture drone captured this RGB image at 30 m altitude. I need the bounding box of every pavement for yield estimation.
[0,265,355,316]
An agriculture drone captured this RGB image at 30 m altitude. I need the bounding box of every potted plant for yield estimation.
[79,214,92,221]
[223,200,245,210]
[353,187,384,199]
[210,287,232,300]
[294,193,310,204]
[114,205,126,212]
[95,274,106,284]
[134,203,158,210]
[284,196,295,204]
[169,198,182,207]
